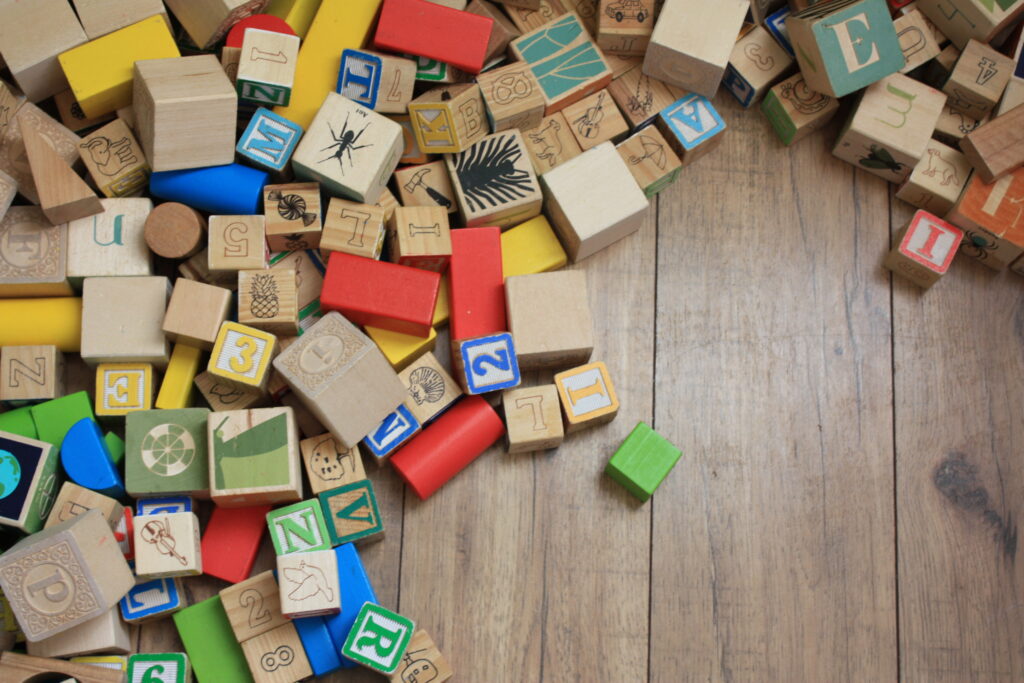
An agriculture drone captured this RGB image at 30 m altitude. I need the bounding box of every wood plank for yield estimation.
[649,100,897,681]
[892,201,1024,681]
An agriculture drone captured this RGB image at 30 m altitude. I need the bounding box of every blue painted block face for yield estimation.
[722,66,755,107]
[136,495,193,516]
[338,49,382,109]
[293,615,343,676]
[459,333,521,395]
[325,543,377,668]
[236,108,304,172]
[531,42,607,101]
[61,417,124,498]
[660,95,726,150]
[120,575,182,621]
[362,404,419,459]
[766,6,793,56]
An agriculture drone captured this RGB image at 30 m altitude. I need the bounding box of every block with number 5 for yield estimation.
[453,332,521,395]
[341,602,415,675]
[884,210,963,289]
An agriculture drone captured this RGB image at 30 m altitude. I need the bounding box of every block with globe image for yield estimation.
[126,408,211,497]
[0,429,60,533]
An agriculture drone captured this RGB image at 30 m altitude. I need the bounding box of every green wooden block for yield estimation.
[30,391,94,451]
[0,406,38,439]
[266,498,331,555]
[341,602,415,674]
[126,408,210,497]
[604,422,681,502]
[127,652,191,683]
[104,431,125,467]
[761,89,798,146]
[0,430,60,533]
[173,595,255,683]
[319,479,384,546]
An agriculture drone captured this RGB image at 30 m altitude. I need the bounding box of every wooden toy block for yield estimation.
[933,100,986,145]
[120,573,186,623]
[722,24,795,108]
[0,103,79,206]
[58,15,179,119]
[134,512,202,579]
[53,88,115,133]
[155,343,201,411]
[300,434,367,494]
[30,391,93,449]
[318,479,384,545]
[895,138,972,215]
[126,408,210,497]
[209,407,302,506]
[541,141,648,262]
[894,7,943,74]
[366,324,438,371]
[760,72,840,146]
[276,549,340,618]
[453,332,522,394]
[264,183,322,251]
[393,114,431,166]
[501,215,569,276]
[78,119,150,198]
[70,0,168,40]
[208,215,268,273]
[144,202,206,261]
[239,269,300,336]
[433,274,450,326]
[560,89,630,151]
[46,482,122,531]
[468,0,522,62]
[95,363,153,416]
[509,12,588,65]
[70,654,129,672]
[0,652,123,683]
[394,161,456,214]
[605,421,681,502]
[942,38,1013,119]
[269,249,325,317]
[447,130,543,229]
[411,55,472,85]
[18,117,102,225]
[292,92,403,204]
[337,49,417,114]
[363,404,421,461]
[529,38,613,114]
[448,227,505,342]
[322,251,440,337]
[505,0,563,30]
[0,168,14,221]
[321,198,387,259]
[60,417,124,498]
[241,621,313,683]
[237,108,304,173]
[127,653,192,683]
[342,603,415,675]
[80,276,169,366]
[654,93,727,167]
[521,111,584,174]
[606,61,683,131]
[553,360,619,432]
[0,430,59,533]
[267,499,331,554]
[961,103,1024,183]
[0,79,25,139]
[66,198,152,285]
[387,206,452,272]
[616,127,682,197]
[388,629,453,682]
[0,346,63,406]
[0,0,86,102]
[133,55,238,172]
[201,504,271,584]
[237,28,300,106]
[832,73,945,184]
[163,0,271,49]
[398,352,462,425]
[477,62,546,134]
[164,279,233,351]
[0,509,134,641]
[374,0,493,73]
[505,271,594,370]
[208,321,277,394]
[884,209,964,288]
[220,570,289,642]
[137,496,193,516]
[272,312,407,448]
[947,167,1024,269]
[173,596,254,683]
[917,0,1024,49]
[503,384,564,453]
[148,162,267,231]
[407,84,488,156]
[25,605,130,658]
[195,369,266,412]
[597,0,657,56]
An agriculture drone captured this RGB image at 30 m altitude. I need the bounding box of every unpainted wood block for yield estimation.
[504,384,564,452]
[895,139,971,215]
[46,482,122,531]
[521,111,583,174]
[78,118,150,198]
[721,24,795,108]
[194,370,265,412]
[394,160,457,214]
[388,629,454,683]
[321,198,386,260]
[946,167,1024,270]
[239,268,299,336]
[895,8,943,74]
[219,570,289,643]
[407,84,488,154]
[66,198,153,284]
[164,0,272,49]
[467,0,522,63]
[505,270,594,370]
[144,202,206,260]
[263,182,322,251]
[25,605,130,658]
[553,360,619,432]
[616,127,682,197]
[80,275,169,366]
[0,652,123,683]
[387,205,452,272]
[916,0,1024,48]
[942,38,1014,119]
[337,48,417,114]
[300,433,367,494]
[71,0,170,40]
[0,0,87,101]
[447,129,543,228]
[237,28,300,107]
[476,62,545,133]
[760,72,839,146]
[0,429,59,533]
[95,362,154,416]
[19,115,102,225]
[884,210,963,288]
[208,406,302,506]
[0,102,79,205]
[397,352,462,426]
[606,59,684,130]
[240,622,312,683]
[164,279,233,351]
[561,89,630,150]
[597,0,656,56]
[960,102,1024,184]
[208,215,267,272]
[276,548,340,618]
[604,421,681,501]
[0,345,64,405]
[0,168,15,223]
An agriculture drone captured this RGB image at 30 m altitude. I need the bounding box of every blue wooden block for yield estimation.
[136,495,193,516]
[236,108,303,172]
[337,49,382,109]
[362,404,420,460]
[150,163,269,214]
[765,6,793,57]
[722,67,755,107]
[61,417,125,498]
[120,568,184,622]
[458,332,521,395]
[324,543,377,668]
[659,94,726,152]
[294,615,343,676]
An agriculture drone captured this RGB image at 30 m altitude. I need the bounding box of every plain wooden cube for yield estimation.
[477,62,546,132]
[760,72,840,146]
[133,55,238,171]
[541,142,648,262]
[163,278,232,350]
[407,84,488,154]
[66,198,153,285]
[505,271,594,370]
[163,0,271,49]
[321,198,387,259]
[388,206,452,272]
[291,92,403,204]
[942,39,1014,119]
[134,512,202,579]
[81,276,170,366]
[237,28,300,107]
[264,182,322,252]
[0,0,87,101]
[0,345,64,405]
[276,548,340,618]
[884,210,964,288]
[393,161,457,214]
[561,89,630,150]
[25,605,131,658]
[446,129,543,228]
[895,139,972,215]
[504,384,564,453]
[521,112,584,174]
[238,268,299,336]
[208,215,267,272]
[71,0,169,40]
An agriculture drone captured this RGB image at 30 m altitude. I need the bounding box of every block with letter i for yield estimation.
[264,182,321,251]
[237,28,300,106]
[604,421,682,502]
[208,321,277,392]
[884,210,963,288]
[387,206,452,272]
[133,511,202,579]
[0,345,64,406]
[616,128,682,197]
[655,94,727,167]
[276,548,340,618]
[338,49,417,114]
[342,603,415,675]
[127,653,192,683]
[319,479,385,545]
[389,629,454,683]
[96,363,153,417]
[554,361,619,433]
[786,0,904,98]
[760,73,839,146]
[0,430,59,533]
[407,84,488,154]
[453,333,522,395]
[208,407,302,507]
[237,108,304,173]
[504,384,565,453]
[267,499,331,555]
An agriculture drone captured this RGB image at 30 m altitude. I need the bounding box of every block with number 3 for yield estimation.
[884,210,963,289]
[208,322,277,392]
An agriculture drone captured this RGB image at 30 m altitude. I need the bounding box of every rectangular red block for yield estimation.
[322,252,441,337]
[449,227,505,341]
[201,505,271,584]
[374,0,494,73]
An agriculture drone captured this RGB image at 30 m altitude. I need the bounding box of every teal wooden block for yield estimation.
[604,422,681,502]
[173,595,254,683]
[512,14,588,64]
[267,498,332,555]
[30,391,94,451]
[0,405,37,439]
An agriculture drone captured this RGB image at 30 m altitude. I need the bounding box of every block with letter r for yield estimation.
[341,602,415,674]
[236,107,304,172]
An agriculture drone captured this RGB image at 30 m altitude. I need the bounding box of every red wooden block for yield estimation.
[390,395,505,499]
[322,252,441,337]
[449,227,505,342]
[374,0,494,74]
[201,505,271,584]
[225,14,296,47]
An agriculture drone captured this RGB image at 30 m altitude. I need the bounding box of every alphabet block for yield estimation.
[267,499,331,555]
[276,548,340,618]
[237,28,300,106]
[504,384,564,452]
[373,0,494,73]
[300,433,367,495]
[942,39,1014,119]
[894,7,943,74]
[0,0,87,101]
[78,118,150,198]
[80,276,170,366]
[606,60,683,130]
[321,198,387,259]
[0,429,59,533]
[616,127,683,197]
[0,346,64,406]
[46,482,122,530]
[393,161,457,214]
[126,408,210,497]
[119,574,186,623]
[916,0,1024,48]
[337,49,417,114]
[521,112,583,173]
[194,370,265,412]
[292,92,403,204]
[163,0,272,49]
[476,62,546,133]
[387,206,452,272]
[654,93,726,166]
[219,570,289,642]
[201,504,270,583]
[95,363,154,416]
[237,107,304,173]
[393,113,431,165]
[505,0,564,32]
[127,653,191,683]
[453,332,522,394]
[238,268,299,336]
[341,603,414,674]
[319,479,384,545]
[164,279,233,351]
[553,360,619,432]
[760,72,840,146]
[240,622,313,683]
[264,182,322,251]
[134,511,202,579]
[66,198,153,286]
[530,38,612,114]
[389,629,453,683]
[363,404,421,461]
[500,215,569,277]
[596,0,656,56]
[884,210,963,288]
[208,407,302,506]
[397,352,462,425]
[604,421,681,502]
[407,84,488,155]
[722,25,795,108]
[946,167,1024,269]
[505,271,593,370]
[448,227,506,341]
[895,139,971,215]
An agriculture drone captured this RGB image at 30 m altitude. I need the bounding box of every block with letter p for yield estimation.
[884,210,963,288]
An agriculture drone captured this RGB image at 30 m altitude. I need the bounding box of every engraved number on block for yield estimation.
[240,588,272,628]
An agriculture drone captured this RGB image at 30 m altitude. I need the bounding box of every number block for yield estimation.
[300,434,367,495]
[896,139,972,215]
[616,127,682,197]
[321,198,387,259]
[885,210,964,289]
[208,322,278,392]
[220,570,289,643]
[722,25,794,108]
[263,182,321,251]
[237,108,304,172]
[0,206,73,298]
[0,345,64,406]
[237,28,300,106]
[126,408,210,498]
[267,499,331,555]
[655,93,726,166]
[337,49,417,114]
[0,429,60,533]
[407,84,488,154]
[388,629,454,683]
[477,62,546,133]
[341,603,415,675]
[363,404,421,461]
[208,215,267,273]
[127,653,191,683]
[78,119,150,198]
[397,352,462,425]
[504,384,565,453]
[942,38,1014,119]
[604,421,681,502]
[760,72,839,146]
[96,363,153,416]
[47,481,123,530]
[505,271,594,371]
[119,574,186,623]
[238,269,299,337]
[454,332,522,395]
[134,511,202,579]
[81,275,170,367]
[319,479,384,545]
[276,548,340,618]
[241,622,313,683]
[208,407,302,507]
[387,206,452,272]
[554,361,619,433]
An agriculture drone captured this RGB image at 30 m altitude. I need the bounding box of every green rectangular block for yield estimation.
[173,595,254,683]
[0,406,38,439]
[761,89,797,146]
[126,408,210,497]
[604,422,681,502]
[30,391,94,451]
[266,498,331,555]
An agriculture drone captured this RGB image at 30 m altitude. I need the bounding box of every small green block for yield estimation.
[126,408,210,497]
[30,391,94,451]
[761,90,797,146]
[319,479,384,546]
[267,498,332,555]
[104,431,125,467]
[604,422,681,502]
[127,652,191,683]
[341,602,415,674]
[173,596,254,683]
[0,406,38,439]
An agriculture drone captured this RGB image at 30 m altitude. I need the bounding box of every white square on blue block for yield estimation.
[120,575,182,621]
[363,404,419,459]
[236,107,304,172]
[459,333,521,395]
[660,95,726,150]
[136,496,192,516]
[337,49,382,109]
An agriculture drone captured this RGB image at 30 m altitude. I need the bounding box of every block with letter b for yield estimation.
[884,210,963,289]
[208,322,277,392]
[237,108,304,173]
[453,333,522,395]
[553,360,619,433]
[407,84,488,154]
[342,602,415,675]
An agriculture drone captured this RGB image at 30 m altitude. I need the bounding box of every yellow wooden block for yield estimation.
[58,15,180,119]
[366,325,438,371]
[266,0,323,38]
[156,342,203,410]
[274,0,382,128]
[208,321,277,391]
[96,363,154,416]
[433,274,450,327]
[501,215,568,278]
[0,298,83,352]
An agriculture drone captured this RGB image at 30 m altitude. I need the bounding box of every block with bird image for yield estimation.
[263,182,322,252]
[276,548,340,618]
[133,511,202,579]
[77,118,150,198]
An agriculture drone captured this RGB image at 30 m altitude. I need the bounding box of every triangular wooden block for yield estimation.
[19,115,102,224]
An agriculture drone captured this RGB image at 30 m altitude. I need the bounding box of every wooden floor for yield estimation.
[140,98,1024,682]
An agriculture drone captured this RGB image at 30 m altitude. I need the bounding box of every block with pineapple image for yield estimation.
[238,269,300,336]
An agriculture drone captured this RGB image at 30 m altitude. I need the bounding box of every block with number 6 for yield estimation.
[127,652,192,683]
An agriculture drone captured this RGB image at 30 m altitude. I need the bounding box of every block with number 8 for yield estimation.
[208,321,277,392]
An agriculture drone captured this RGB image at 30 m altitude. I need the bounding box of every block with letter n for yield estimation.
[237,107,304,172]
[342,602,415,675]
[318,479,384,546]
[267,499,332,555]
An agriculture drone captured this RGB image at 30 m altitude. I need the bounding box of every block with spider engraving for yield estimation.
[445,130,542,229]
